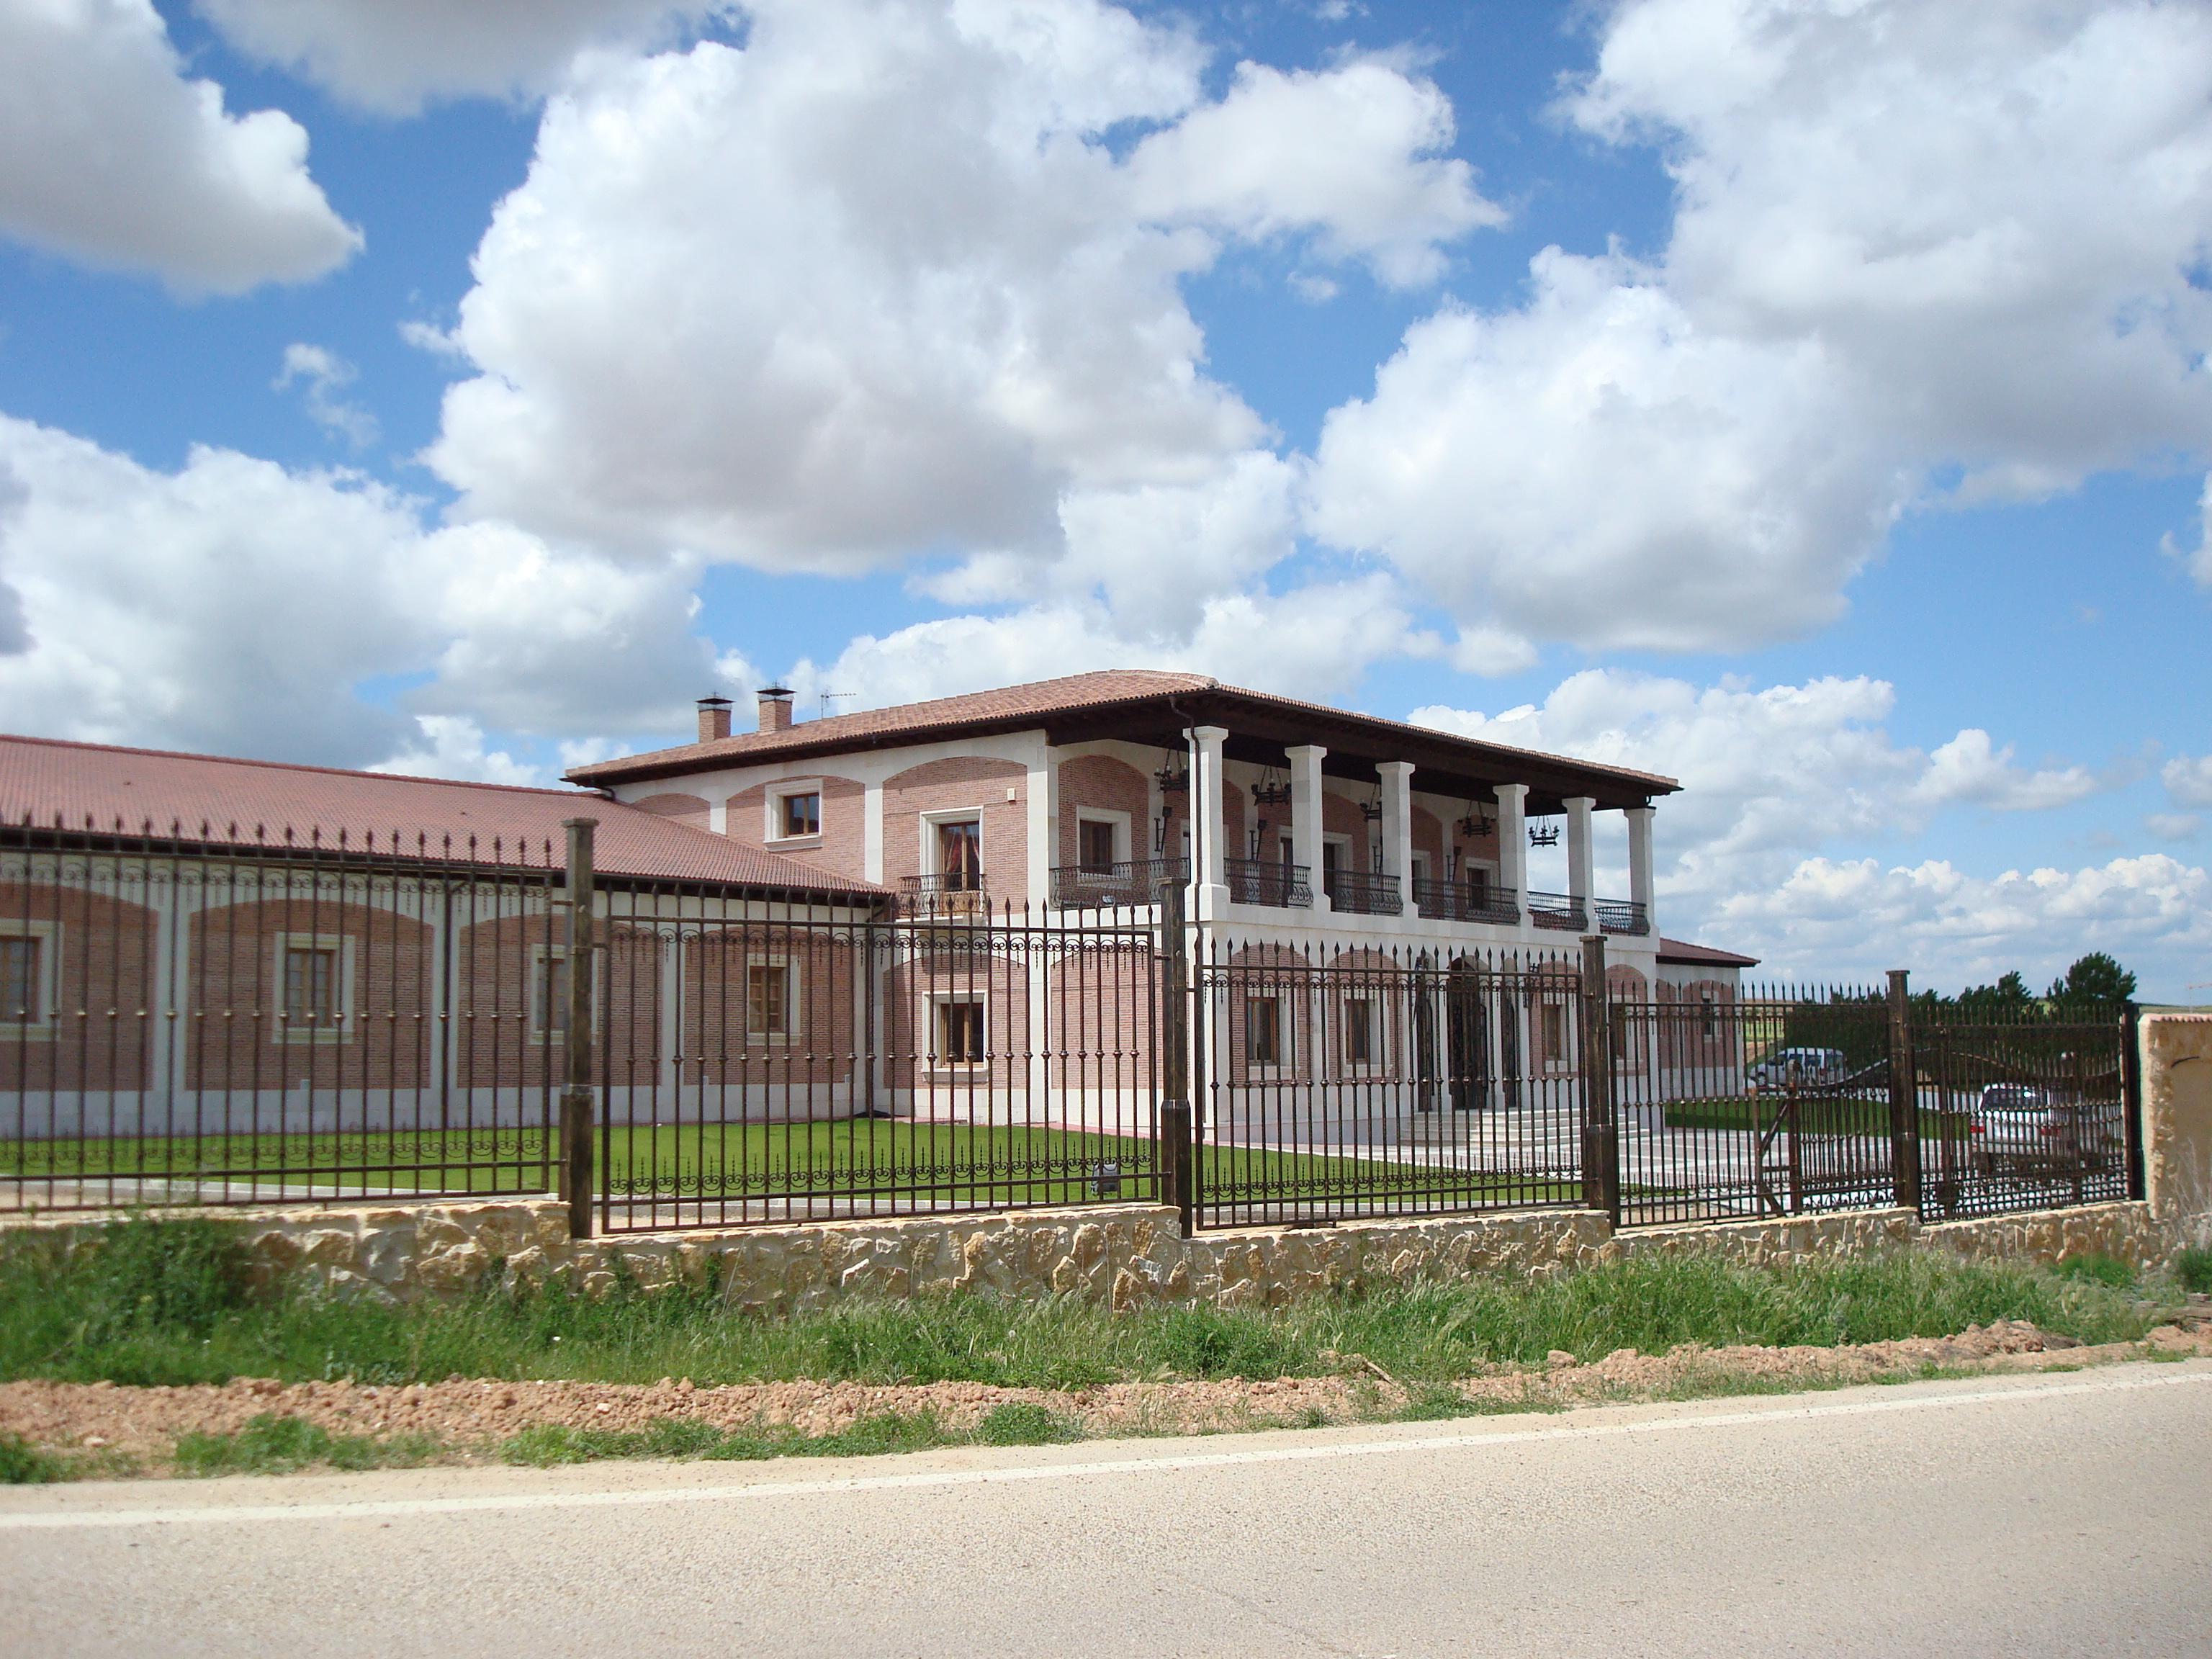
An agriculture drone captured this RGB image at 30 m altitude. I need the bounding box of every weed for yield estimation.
[503,1410,956,1467]
[0,1431,64,1485]
[976,1401,1080,1446]
[1395,1385,1475,1422]
[2050,1254,2135,1289]
[173,1413,434,1477]
[2176,1247,2212,1295]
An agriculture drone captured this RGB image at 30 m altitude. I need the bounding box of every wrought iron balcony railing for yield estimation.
[1223,858,1312,909]
[1527,890,1588,930]
[1049,857,1191,909]
[1412,878,1521,925]
[1322,868,1402,916]
[1596,898,1650,935]
[898,871,990,917]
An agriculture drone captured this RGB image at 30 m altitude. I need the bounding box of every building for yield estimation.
[569,669,1676,954]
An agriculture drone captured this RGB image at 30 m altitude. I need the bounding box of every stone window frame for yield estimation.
[765,778,825,848]
[917,807,989,881]
[922,988,990,1074]
[526,943,604,1043]
[1244,989,1293,1078]
[1073,807,1131,879]
[274,932,356,1045]
[0,920,58,1040]
[1338,992,1383,1077]
[745,953,801,1046]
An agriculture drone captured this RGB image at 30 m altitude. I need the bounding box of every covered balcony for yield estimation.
[1048,856,1190,909]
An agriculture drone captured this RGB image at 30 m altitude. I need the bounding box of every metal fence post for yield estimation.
[1884,968,1922,1213]
[1156,878,1195,1234]
[560,817,597,1241]
[2121,1001,2146,1202]
[1578,935,1618,1220]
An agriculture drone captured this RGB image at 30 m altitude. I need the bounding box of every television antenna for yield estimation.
[819,690,856,719]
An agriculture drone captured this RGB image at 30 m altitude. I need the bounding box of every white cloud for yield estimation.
[1308,0,2212,655]
[2164,754,2212,809]
[1308,253,1905,652]
[1912,729,2097,813]
[425,0,1491,605]
[0,0,359,295]
[372,716,545,786]
[1715,854,2211,994]
[2146,812,2201,842]
[1407,668,2179,987]
[1125,58,1501,288]
[790,572,1430,713]
[193,0,721,114]
[274,343,378,448]
[0,415,718,768]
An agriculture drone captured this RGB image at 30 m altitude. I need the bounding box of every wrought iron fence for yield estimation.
[1191,931,1588,1226]
[1,817,572,1213]
[1050,857,1189,910]
[592,892,1161,1232]
[0,810,2141,1240]
[1321,868,1403,916]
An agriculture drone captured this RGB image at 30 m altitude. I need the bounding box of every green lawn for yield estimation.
[0,1122,1565,1211]
[1661,1097,1970,1139]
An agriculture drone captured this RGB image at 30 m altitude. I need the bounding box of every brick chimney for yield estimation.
[696,696,732,743]
[757,685,795,734]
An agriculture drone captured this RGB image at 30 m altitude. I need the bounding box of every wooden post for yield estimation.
[1885,969,1922,1213]
[1157,879,1195,1234]
[560,817,597,1241]
[1579,935,1618,1220]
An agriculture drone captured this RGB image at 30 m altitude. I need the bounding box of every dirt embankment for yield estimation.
[6,1317,2208,1475]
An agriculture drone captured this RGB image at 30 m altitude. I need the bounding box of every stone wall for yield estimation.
[0,1194,2181,1314]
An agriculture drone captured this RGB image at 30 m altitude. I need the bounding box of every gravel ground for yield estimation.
[7,1318,2210,1476]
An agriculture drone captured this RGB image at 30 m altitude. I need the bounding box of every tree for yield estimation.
[2047,953,2138,1011]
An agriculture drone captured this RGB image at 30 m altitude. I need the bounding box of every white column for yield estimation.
[1287,744,1329,914]
[863,778,884,884]
[1190,725,1231,917]
[1493,783,1529,923]
[1565,796,1596,927]
[1626,804,1656,937]
[1025,737,1055,916]
[1377,761,1413,905]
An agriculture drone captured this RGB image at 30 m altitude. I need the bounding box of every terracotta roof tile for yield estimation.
[0,733,882,896]
[570,670,1215,780]
[567,668,1678,802]
[1656,937,1761,968]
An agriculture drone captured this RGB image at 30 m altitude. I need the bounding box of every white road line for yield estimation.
[4,1367,2205,1532]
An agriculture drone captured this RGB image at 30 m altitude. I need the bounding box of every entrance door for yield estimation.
[1446,959,1491,1112]
[1497,989,1522,1110]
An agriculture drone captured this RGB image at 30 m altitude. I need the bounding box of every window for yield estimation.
[1246,996,1285,1067]
[1540,1002,1568,1065]
[747,961,792,1040]
[937,819,983,890]
[778,791,820,838]
[1077,818,1118,876]
[1341,997,1376,1067]
[937,999,986,1064]
[1,935,41,1024]
[1700,992,1719,1040]
[531,951,571,1035]
[284,944,338,1025]
[1609,1002,1629,1065]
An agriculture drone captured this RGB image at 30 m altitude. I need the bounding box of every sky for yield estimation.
[0,0,2208,998]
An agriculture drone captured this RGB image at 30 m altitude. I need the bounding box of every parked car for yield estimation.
[1968,1084,2120,1175]
[1746,1047,1851,1089]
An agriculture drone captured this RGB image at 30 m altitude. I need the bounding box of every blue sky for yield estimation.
[1,0,2208,996]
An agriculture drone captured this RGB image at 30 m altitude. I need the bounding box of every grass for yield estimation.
[0,1123,1556,1210]
[2178,1247,2212,1295]
[0,1217,2171,1400]
[174,1413,438,1477]
[0,1430,67,1485]
[501,1409,952,1467]
[1660,1097,1970,1138]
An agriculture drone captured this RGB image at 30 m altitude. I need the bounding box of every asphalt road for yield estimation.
[4,1362,2208,1658]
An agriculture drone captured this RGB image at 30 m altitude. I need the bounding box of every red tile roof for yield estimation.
[0,733,882,897]
[568,669,1679,807]
[1657,937,1761,968]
